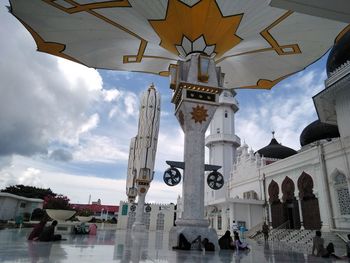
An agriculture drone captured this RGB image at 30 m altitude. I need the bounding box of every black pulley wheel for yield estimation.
[163,167,181,186]
[207,171,224,190]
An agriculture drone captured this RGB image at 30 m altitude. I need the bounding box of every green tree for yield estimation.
[1,184,56,199]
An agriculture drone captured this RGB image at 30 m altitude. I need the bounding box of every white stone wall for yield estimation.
[261,137,350,231]
[117,201,175,231]
[0,193,43,220]
[206,200,264,236]
[229,145,262,200]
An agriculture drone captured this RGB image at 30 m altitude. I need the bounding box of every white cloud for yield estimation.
[57,59,102,93]
[155,128,184,172]
[107,90,139,119]
[18,168,42,186]
[79,113,100,134]
[124,92,138,116]
[102,89,121,102]
[73,135,129,163]
[0,7,104,156]
[236,68,326,151]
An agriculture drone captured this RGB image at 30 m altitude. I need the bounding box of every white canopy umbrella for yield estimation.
[9,0,349,89]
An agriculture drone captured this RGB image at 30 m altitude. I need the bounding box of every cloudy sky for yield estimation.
[0,1,328,205]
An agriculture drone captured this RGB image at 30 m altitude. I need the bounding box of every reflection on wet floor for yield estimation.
[0,228,345,262]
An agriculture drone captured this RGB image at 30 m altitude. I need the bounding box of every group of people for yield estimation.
[173,221,250,253]
[173,234,215,251]
[218,230,249,251]
[28,218,98,242]
[312,231,350,259]
[261,222,350,259]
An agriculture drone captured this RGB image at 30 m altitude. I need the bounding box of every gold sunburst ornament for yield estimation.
[191,105,208,124]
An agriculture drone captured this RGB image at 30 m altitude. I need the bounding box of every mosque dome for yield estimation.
[257,133,297,159]
[327,29,350,76]
[300,120,340,147]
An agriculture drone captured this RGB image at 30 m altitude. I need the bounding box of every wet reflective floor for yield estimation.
[0,228,347,262]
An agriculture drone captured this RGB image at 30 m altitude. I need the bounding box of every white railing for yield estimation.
[205,134,241,146]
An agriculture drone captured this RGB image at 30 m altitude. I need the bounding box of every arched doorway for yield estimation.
[282,177,300,229]
[298,172,321,229]
[268,180,283,228]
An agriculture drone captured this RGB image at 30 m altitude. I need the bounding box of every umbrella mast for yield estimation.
[168,53,223,248]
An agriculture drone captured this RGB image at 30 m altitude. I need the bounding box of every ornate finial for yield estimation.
[272,131,275,138]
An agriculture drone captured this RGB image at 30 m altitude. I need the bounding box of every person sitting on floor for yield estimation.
[172,233,191,250]
[219,230,234,250]
[322,242,341,259]
[234,231,249,250]
[28,218,48,241]
[312,231,326,257]
[173,234,213,251]
[39,220,62,241]
[202,238,215,251]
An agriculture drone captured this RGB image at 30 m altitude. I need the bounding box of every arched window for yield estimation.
[225,110,228,118]
[143,212,151,230]
[268,180,279,203]
[217,215,222,230]
[334,174,350,215]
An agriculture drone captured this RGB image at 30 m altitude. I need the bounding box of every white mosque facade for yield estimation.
[204,32,350,236]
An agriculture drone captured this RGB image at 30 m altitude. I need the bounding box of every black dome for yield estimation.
[257,137,297,159]
[300,120,340,147]
[327,29,350,76]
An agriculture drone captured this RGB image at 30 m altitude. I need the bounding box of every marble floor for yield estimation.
[0,227,348,262]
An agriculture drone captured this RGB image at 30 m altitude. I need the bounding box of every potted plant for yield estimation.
[44,195,76,221]
[76,209,94,223]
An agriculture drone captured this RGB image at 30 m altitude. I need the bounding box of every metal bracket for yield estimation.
[165,160,221,171]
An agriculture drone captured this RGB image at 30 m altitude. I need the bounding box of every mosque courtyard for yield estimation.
[0,228,347,263]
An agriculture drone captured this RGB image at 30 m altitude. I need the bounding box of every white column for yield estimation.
[229,203,235,231]
[222,205,228,231]
[317,144,334,231]
[247,204,251,229]
[296,196,304,230]
[133,193,145,230]
[268,202,273,229]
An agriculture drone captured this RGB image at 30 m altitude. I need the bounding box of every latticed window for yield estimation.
[143,213,151,230]
[156,213,165,230]
[334,174,350,215]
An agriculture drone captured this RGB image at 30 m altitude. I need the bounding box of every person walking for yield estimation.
[232,220,238,233]
[262,222,269,242]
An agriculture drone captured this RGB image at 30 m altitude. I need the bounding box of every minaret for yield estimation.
[205,90,240,203]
